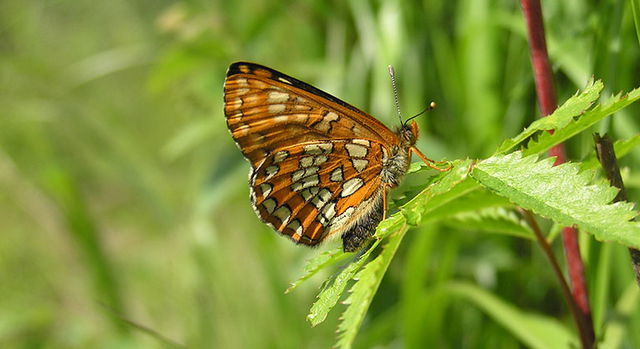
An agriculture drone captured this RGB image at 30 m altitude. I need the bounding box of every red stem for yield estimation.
[520,0,595,347]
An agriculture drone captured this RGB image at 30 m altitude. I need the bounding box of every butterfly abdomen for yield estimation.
[381,145,411,187]
[340,191,384,252]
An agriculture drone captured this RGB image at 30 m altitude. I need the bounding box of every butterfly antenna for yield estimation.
[404,101,437,124]
[388,65,403,125]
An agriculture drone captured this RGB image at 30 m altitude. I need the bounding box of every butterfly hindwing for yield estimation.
[249,139,386,248]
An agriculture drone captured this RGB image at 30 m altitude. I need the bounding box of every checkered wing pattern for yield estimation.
[224,62,413,252]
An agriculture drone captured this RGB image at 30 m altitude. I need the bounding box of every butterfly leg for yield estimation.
[411,146,452,172]
[382,184,388,220]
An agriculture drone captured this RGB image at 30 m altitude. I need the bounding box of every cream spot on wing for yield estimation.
[291,175,319,192]
[352,139,370,146]
[341,178,364,197]
[268,104,286,114]
[300,156,314,168]
[273,150,289,164]
[330,206,354,227]
[330,167,343,182]
[278,77,292,84]
[300,187,319,201]
[304,143,333,155]
[311,188,332,209]
[322,202,336,221]
[236,78,249,87]
[294,104,312,111]
[314,155,328,165]
[313,112,340,132]
[351,159,368,172]
[234,88,250,95]
[268,91,290,103]
[273,115,289,123]
[345,143,368,158]
[259,183,272,197]
[262,198,277,214]
[243,94,261,104]
[273,205,291,223]
[232,97,243,107]
[265,165,279,180]
[318,202,337,226]
[301,155,328,168]
[287,219,303,239]
[294,96,308,103]
[291,166,319,183]
[288,114,309,123]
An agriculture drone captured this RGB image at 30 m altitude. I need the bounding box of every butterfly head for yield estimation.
[397,101,435,146]
[398,120,419,146]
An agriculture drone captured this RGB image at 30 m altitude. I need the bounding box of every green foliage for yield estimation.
[472,152,640,249]
[286,247,347,294]
[495,80,603,154]
[524,86,640,156]
[299,81,640,348]
[446,282,578,349]
[336,224,406,349]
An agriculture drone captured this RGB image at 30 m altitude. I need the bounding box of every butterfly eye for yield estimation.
[400,121,419,145]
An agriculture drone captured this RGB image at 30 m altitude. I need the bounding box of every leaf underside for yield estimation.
[472,152,640,249]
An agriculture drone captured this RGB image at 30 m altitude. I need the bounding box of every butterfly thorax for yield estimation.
[381,121,418,187]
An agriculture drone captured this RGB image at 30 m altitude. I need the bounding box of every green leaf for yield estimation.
[524,86,640,156]
[471,152,640,249]
[446,282,578,349]
[335,222,407,349]
[446,207,533,239]
[285,246,348,294]
[304,159,477,337]
[496,80,603,154]
[424,188,513,223]
[401,159,479,225]
[306,244,377,326]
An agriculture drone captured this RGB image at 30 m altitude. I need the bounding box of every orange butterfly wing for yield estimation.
[224,62,401,168]
[223,62,406,251]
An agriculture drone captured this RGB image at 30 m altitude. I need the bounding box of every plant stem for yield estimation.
[520,0,595,347]
[594,134,640,286]
[518,209,591,348]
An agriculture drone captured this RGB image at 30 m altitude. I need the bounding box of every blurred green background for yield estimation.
[2,0,640,348]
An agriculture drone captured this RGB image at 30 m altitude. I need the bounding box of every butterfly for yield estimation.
[223,62,444,252]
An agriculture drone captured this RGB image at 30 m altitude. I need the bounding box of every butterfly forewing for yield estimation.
[224,62,414,252]
[224,63,399,168]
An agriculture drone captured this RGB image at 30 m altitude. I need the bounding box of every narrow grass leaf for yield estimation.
[447,282,577,349]
[631,0,640,47]
[600,283,639,349]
